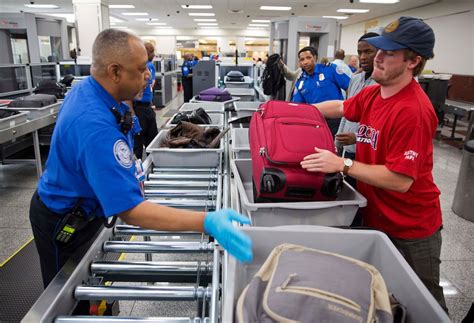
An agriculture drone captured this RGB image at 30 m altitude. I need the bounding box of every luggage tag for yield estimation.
[134,158,146,196]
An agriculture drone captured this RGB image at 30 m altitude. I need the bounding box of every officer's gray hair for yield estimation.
[91,29,141,75]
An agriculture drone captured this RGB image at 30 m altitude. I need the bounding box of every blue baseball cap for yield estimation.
[366,16,435,59]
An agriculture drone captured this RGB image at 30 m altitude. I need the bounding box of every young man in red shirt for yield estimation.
[301,16,447,311]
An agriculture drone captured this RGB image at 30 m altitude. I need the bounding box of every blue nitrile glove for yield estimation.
[204,209,253,263]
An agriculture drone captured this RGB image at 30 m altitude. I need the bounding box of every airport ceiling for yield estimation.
[1,0,442,30]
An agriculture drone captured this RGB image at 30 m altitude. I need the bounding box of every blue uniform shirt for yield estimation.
[291,63,350,104]
[38,76,144,218]
[137,61,155,103]
[181,60,198,77]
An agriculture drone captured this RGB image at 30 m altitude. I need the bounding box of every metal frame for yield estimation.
[23,148,227,322]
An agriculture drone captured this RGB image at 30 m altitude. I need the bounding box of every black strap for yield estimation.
[110,107,133,135]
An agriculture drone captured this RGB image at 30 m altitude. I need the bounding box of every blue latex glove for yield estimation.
[204,209,253,263]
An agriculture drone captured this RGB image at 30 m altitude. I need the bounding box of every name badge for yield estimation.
[298,80,304,90]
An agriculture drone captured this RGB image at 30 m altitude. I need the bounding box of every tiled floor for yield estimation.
[0,93,473,321]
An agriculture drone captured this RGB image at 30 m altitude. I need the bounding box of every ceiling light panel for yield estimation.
[109,16,125,23]
[323,15,348,19]
[359,0,399,3]
[337,9,370,13]
[188,13,215,16]
[122,12,149,16]
[181,5,213,9]
[109,5,135,9]
[260,6,292,11]
[24,4,59,9]
[248,24,269,27]
[252,19,270,23]
[147,22,167,25]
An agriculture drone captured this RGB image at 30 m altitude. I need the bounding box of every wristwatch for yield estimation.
[343,158,353,176]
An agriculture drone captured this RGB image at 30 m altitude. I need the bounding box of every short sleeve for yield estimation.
[343,90,364,123]
[384,111,427,180]
[80,122,144,216]
[333,66,350,90]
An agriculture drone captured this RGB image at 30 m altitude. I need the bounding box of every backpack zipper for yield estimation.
[259,147,289,165]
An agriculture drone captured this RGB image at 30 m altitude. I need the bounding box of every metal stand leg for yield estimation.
[32,130,43,179]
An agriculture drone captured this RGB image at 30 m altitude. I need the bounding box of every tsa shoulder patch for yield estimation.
[113,139,133,168]
[336,66,345,75]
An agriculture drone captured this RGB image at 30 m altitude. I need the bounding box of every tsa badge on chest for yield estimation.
[319,73,325,81]
[113,139,133,168]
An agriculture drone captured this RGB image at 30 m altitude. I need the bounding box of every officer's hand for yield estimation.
[204,209,253,263]
[301,147,344,173]
[335,133,356,145]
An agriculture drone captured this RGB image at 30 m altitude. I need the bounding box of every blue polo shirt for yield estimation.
[291,63,350,104]
[137,61,155,103]
[38,76,144,218]
[182,60,198,77]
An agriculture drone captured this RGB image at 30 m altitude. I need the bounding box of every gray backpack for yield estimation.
[236,243,394,323]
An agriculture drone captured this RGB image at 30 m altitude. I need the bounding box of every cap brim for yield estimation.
[365,35,407,51]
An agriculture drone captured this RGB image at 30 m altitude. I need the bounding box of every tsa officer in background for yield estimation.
[29,29,253,288]
[133,42,159,159]
[283,46,350,136]
[301,17,447,311]
[181,53,198,102]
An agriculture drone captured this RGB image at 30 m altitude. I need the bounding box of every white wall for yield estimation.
[340,1,474,75]
[141,36,176,55]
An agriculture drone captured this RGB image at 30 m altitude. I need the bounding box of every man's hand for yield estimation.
[335,132,356,146]
[301,147,344,173]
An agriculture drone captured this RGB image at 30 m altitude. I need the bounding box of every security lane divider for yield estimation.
[144,189,217,199]
[144,180,217,188]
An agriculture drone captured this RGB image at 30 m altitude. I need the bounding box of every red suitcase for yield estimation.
[249,100,342,202]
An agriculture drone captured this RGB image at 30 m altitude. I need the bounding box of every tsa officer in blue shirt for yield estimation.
[284,46,350,136]
[181,53,198,102]
[29,29,253,288]
[134,42,158,159]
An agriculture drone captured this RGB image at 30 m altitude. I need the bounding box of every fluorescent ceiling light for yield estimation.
[147,22,167,26]
[260,6,291,11]
[323,15,349,20]
[248,24,269,27]
[122,12,149,16]
[188,12,215,16]
[109,16,125,23]
[197,23,218,26]
[24,4,59,9]
[337,8,370,13]
[45,13,75,23]
[181,5,213,9]
[109,5,135,9]
[136,18,159,21]
[252,19,270,23]
[193,18,216,22]
[359,0,399,3]
[247,27,264,30]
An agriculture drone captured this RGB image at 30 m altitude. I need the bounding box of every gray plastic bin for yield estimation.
[0,109,29,130]
[230,128,250,159]
[146,128,224,167]
[452,140,474,222]
[231,159,367,226]
[224,76,253,88]
[226,88,255,102]
[189,97,237,111]
[179,102,225,114]
[165,112,223,128]
[222,226,450,323]
[7,102,61,120]
[233,101,261,112]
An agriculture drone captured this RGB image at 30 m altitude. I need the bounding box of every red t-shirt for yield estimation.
[344,79,442,239]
